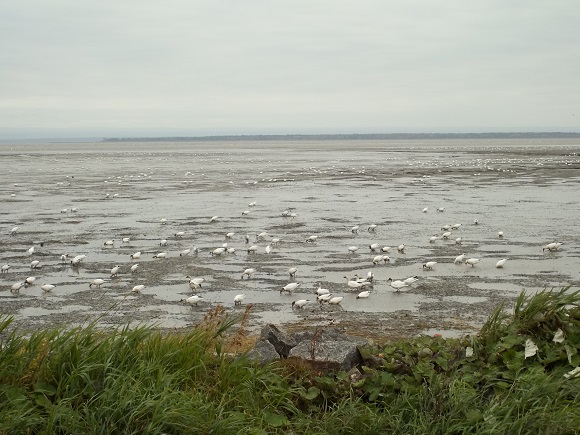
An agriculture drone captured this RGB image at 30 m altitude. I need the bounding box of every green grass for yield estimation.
[0,288,579,434]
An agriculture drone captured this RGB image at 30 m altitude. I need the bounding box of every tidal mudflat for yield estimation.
[1,138,579,341]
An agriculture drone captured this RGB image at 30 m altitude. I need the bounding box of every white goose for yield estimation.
[454,254,467,264]
[356,290,371,299]
[1,264,10,273]
[131,264,139,273]
[234,294,246,306]
[495,258,508,268]
[89,279,105,288]
[288,267,298,279]
[423,261,437,270]
[130,251,141,259]
[281,282,300,294]
[182,295,204,306]
[465,258,480,267]
[153,252,167,259]
[40,284,56,292]
[132,285,145,293]
[348,246,359,254]
[11,282,24,293]
[328,296,344,307]
[30,260,41,269]
[110,265,120,277]
[387,278,409,292]
[292,299,310,309]
[246,245,258,253]
[241,268,256,279]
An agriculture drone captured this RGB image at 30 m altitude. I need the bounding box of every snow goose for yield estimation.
[241,210,251,216]
[103,240,114,247]
[70,255,86,266]
[351,225,360,233]
[225,232,235,239]
[292,299,310,309]
[404,276,420,286]
[210,216,219,222]
[211,247,226,256]
[465,258,480,267]
[234,294,245,306]
[89,279,105,288]
[1,264,10,273]
[387,278,409,292]
[372,255,385,265]
[348,246,359,254]
[317,293,333,304]
[455,237,462,245]
[368,224,377,232]
[130,264,139,273]
[122,237,130,243]
[328,296,344,307]
[27,246,35,256]
[397,244,406,253]
[288,267,298,279]
[110,265,120,277]
[11,282,24,293]
[182,295,204,306]
[344,276,365,289]
[542,242,562,252]
[315,284,330,296]
[495,258,508,268]
[454,254,467,264]
[381,246,391,253]
[41,284,56,292]
[423,261,437,270]
[179,248,193,257]
[186,276,205,288]
[153,252,167,259]
[132,285,145,293]
[248,201,257,207]
[441,224,451,231]
[24,276,36,286]
[30,260,41,269]
[130,251,141,260]
[281,282,300,294]
[241,268,256,279]
[306,235,318,243]
[256,232,269,241]
[356,290,371,299]
[10,226,19,236]
[429,236,439,243]
[369,243,380,251]
[246,245,258,254]
[451,223,462,230]
[159,239,168,246]
[437,207,445,212]
[441,232,452,240]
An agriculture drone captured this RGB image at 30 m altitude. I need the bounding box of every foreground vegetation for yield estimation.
[0,288,579,434]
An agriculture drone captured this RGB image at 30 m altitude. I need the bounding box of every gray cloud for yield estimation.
[1,0,579,138]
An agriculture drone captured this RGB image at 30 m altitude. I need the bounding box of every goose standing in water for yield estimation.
[292,299,310,309]
[241,268,256,279]
[182,295,204,306]
[89,279,105,288]
[281,282,300,294]
[387,278,409,292]
[234,294,246,306]
[465,258,480,267]
[495,258,508,268]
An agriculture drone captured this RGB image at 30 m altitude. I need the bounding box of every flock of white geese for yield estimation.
[2,203,565,314]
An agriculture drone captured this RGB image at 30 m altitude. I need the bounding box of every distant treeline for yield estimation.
[103,132,580,142]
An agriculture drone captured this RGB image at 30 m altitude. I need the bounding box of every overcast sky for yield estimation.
[1,1,579,138]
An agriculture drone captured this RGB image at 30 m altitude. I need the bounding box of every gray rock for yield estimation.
[288,338,363,372]
[260,324,297,358]
[245,340,280,366]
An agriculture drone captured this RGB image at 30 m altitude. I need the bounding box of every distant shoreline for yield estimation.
[103,132,580,142]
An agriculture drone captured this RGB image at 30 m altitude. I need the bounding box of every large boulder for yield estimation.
[288,336,363,372]
[245,340,280,366]
[256,325,368,372]
[259,324,297,358]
